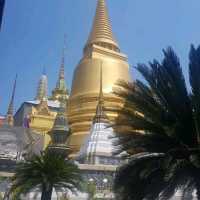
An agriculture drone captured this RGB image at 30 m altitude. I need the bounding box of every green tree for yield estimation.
[80,180,96,200]
[112,46,200,200]
[10,151,83,200]
[87,182,96,200]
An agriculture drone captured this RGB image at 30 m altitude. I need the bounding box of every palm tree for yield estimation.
[10,151,83,200]
[112,46,200,200]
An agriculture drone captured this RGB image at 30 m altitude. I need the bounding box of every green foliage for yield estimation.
[112,46,200,200]
[87,182,96,200]
[10,150,83,200]
[0,177,6,182]
[80,181,96,200]
[10,188,21,200]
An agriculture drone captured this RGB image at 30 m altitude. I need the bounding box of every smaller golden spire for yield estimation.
[51,37,69,102]
[98,63,104,104]
[59,34,67,81]
[35,70,48,101]
[6,74,17,126]
[56,49,66,88]
[84,0,120,53]
[93,64,108,124]
[58,52,65,80]
[51,55,68,101]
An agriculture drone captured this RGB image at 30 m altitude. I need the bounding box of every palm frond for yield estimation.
[112,46,200,200]
[10,151,82,197]
[189,45,200,142]
[114,153,165,200]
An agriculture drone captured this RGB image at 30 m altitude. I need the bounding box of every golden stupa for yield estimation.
[68,0,131,152]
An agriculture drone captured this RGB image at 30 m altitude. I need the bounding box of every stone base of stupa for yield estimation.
[77,163,117,199]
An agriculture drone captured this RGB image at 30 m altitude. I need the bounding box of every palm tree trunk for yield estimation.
[41,186,53,200]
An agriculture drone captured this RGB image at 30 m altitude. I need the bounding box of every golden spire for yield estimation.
[56,50,66,90]
[58,52,65,80]
[6,74,17,126]
[51,55,68,101]
[35,70,48,101]
[98,63,104,105]
[84,0,120,52]
[93,64,108,124]
[68,0,131,153]
[51,36,69,102]
[58,35,66,83]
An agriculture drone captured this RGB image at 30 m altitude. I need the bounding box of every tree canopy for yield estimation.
[112,46,200,200]
[10,151,83,200]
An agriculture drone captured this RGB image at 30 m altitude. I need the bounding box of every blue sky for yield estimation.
[1,0,200,115]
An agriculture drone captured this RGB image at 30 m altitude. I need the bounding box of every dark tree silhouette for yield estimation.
[0,0,5,30]
[112,46,200,200]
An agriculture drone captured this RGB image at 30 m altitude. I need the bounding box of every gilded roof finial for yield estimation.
[57,35,67,84]
[51,35,69,101]
[93,63,108,123]
[59,35,67,81]
[6,74,17,126]
[85,0,120,52]
[58,48,65,82]
[35,69,48,101]
[99,62,103,104]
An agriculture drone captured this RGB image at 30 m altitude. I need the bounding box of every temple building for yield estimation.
[0,77,44,182]
[0,124,44,199]
[12,0,131,154]
[14,54,69,148]
[68,0,131,153]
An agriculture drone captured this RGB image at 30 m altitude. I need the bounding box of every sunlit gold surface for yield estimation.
[29,113,55,148]
[28,102,57,148]
[68,0,131,153]
[85,0,119,52]
[69,47,131,153]
[14,101,58,148]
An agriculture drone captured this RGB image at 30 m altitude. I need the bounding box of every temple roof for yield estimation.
[26,100,60,108]
[85,0,120,52]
